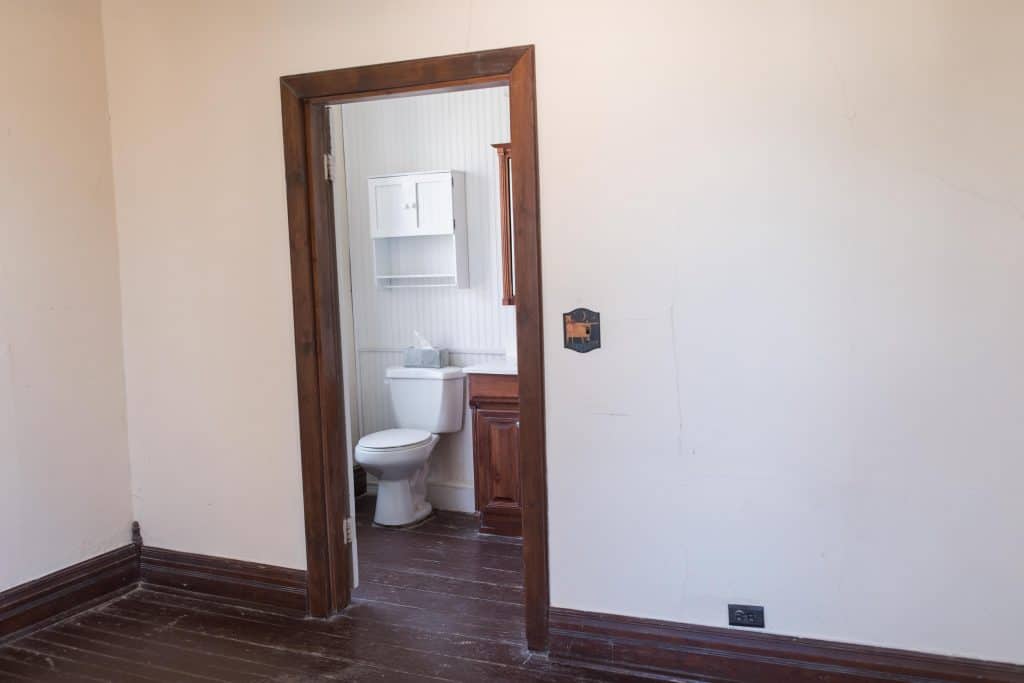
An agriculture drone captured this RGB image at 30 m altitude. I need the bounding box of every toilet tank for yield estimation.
[385,366,465,433]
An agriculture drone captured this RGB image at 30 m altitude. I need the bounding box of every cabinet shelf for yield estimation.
[368,170,468,289]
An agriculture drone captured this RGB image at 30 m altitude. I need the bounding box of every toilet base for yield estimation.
[374,504,434,529]
[372,462,433,527]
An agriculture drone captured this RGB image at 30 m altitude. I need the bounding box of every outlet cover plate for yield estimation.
[728,604,765,628]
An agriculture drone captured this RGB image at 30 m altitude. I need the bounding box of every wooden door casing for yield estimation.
[281,46,549,649]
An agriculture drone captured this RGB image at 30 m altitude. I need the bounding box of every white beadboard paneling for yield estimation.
[340,87,515,352]
[336,87,513,512]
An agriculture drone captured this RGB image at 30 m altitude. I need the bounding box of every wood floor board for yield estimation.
[356,525,524,561]
[357,542,524,574]
[354,504,522,547]
[96,598,447,682]
[68,610,353,680]
[3,640,157,682]
[0,496,658,682]
[353,580,524,626]
[122,586,525,647]
[78,604,435,683]
[51,621,276,682]
[114,592,542,681]
[115,588,525,656]
[357,564,524,604]
[104,595,581,683]
[0,663,36,682]
[111,592,648,683]
[0,648,108,682]
[357,552,522,587]
[22,631,213,682]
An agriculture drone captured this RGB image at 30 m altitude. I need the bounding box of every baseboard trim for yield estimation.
[549,608,1024,683]
[0,544,139,642]
[365,479,477,514]
[140,546,307,613]
[426,480,476,513]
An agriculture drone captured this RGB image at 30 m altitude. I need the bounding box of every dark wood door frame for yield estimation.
[280,46,549,650]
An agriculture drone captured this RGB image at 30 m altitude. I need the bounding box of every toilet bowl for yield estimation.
[354,366,464,527]
[355,429,439,526]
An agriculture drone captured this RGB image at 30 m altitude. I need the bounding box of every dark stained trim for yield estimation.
[140,547,307,614]
[506,46,549,650]
[281,49,524,100]
[549,607,1024,683]
[279,45,549,649]
[0,545,138,643]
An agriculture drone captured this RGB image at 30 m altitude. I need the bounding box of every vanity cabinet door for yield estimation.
[473,407,522,537]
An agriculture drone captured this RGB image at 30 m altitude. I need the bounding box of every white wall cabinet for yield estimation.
[368,171,468,288]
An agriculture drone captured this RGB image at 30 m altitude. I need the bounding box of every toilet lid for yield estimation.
[357,428,432,450]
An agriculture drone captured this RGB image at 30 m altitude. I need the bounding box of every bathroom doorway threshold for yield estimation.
[279,46,549,650]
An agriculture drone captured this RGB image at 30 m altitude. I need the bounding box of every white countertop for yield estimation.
[462,359,518,376]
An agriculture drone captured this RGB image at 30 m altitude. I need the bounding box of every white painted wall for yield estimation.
[100,0,1024,663]
[0,0,132,590]
[337,88,515,512]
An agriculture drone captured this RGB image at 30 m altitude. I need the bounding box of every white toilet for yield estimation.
[355,366,464,526]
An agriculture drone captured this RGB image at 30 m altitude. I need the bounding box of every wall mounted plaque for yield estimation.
[563,308,600,353]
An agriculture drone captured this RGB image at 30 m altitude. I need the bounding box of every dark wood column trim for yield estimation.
[507,46,550,650]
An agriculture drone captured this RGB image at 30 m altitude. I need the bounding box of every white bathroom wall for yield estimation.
[339,88,515,511]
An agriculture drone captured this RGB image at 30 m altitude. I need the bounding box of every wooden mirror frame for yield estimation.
[280,46,550,650]
[493,142,515,306]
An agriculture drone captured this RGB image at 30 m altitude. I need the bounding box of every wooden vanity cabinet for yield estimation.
[468,373,522,536]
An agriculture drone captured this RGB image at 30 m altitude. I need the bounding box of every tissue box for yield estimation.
[403,347,449,368]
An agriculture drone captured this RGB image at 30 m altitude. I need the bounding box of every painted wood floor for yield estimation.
[0,497,672,682]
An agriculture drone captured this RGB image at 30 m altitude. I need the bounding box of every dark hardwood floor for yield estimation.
[0,497,679,682]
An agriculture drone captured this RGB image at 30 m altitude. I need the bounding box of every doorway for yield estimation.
[279,46,549,650]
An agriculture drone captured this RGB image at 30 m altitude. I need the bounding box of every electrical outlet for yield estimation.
[728,604,765,628]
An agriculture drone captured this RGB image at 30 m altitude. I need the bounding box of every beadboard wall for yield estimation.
[336,86,515,512]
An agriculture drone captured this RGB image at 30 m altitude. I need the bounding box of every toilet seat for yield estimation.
[357,428,432,451]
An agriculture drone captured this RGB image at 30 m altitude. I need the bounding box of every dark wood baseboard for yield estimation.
[140,546,307,614]
[0,545,138,642]
[480,501,523,537]
[550,608,1024,683]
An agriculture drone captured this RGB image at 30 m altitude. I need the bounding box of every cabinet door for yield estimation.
[368,178,416,237]
[412,173,454,235]
[473,407,521,536]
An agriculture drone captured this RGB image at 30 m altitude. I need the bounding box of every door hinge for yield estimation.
[343,517,354,544]
[323,153,335,182]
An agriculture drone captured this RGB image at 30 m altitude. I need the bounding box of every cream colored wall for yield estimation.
[0,0,132,590]
[100,0,1024,663]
